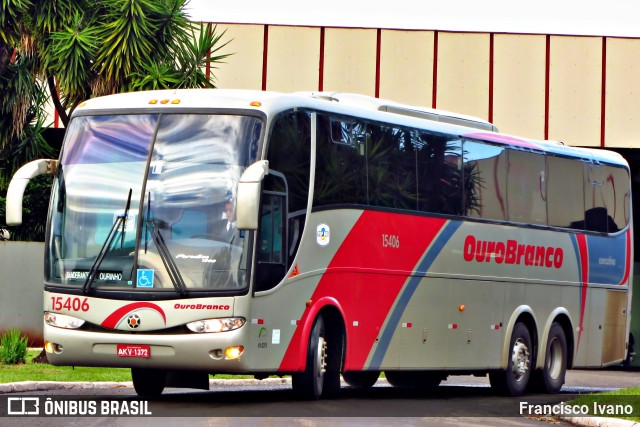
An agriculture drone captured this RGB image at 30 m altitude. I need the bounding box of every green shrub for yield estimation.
[0,329,29,365]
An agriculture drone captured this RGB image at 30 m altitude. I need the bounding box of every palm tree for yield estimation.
[0,0,231,239]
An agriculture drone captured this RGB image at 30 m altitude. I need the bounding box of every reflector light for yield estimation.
[459,304,465,312]
[149,100,158,104]
[250,101,262,107]
[160,99,169,104]
[171,99,181,104]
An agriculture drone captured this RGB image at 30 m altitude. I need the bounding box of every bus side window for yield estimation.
[259,194,284,263]
[267,110,311,266]
[547,155,584,229]
[255,174,287,292]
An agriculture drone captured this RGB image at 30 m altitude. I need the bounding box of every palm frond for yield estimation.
[45,12,99,103]
[95,0,162,83]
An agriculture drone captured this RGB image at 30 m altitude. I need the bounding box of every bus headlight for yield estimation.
[186,318,245,333]
[44,312,85,329]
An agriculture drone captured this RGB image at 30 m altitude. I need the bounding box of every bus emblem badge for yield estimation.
[317,224,330,247]
[127,314,141,329]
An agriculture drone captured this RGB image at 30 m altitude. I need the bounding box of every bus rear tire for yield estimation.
[529,322,567,394]
[384,371,444,389]
[292,314,342,399]
[489,322,532,396]
[131,368,166,398]
[343,371,380,388]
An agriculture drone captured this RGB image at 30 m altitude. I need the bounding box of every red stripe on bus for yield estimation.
[618,228,632,286]
[101,302,167,329]
[278,212,446,372]
[576,234,589,350]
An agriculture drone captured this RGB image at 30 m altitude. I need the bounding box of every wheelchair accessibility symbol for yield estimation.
[137,269,154,288]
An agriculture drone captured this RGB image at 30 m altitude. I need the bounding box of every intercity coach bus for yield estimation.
[5,89,632,398]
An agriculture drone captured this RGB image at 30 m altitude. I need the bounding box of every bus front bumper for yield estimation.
[43,323,253,372]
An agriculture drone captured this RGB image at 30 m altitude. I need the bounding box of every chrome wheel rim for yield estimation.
[511,338,530,381]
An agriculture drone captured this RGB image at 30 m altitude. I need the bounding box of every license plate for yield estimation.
[116,344,150,358]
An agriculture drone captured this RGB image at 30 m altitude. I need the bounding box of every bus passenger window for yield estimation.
[415,133,462,215]
[506,149,547,226]
[463,140,507,221]
[547,155,584,229]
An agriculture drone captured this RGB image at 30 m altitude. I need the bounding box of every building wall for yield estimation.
[606,38,640,148]
[206,24,640,148]
[548,36,602,147]
[0,242,44,345]
[493,34,546,140]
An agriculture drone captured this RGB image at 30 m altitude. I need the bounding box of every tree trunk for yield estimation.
[47,75,69,127]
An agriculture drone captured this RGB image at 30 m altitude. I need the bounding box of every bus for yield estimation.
[5,89,632,398]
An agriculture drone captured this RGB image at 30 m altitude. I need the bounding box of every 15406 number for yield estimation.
[382,234,400,248]
[50,296,90,312]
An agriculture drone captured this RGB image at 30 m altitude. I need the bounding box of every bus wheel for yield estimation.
[292,315,341,399]
[384,371,444,389]
[529,323,567,394]
[343,371,380,388]
[489,322,532,396]
[131,368,166,398]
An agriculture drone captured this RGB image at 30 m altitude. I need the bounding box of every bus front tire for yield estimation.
[131,368,167,398]
[489,322,532,396]
[343,371,380,388]
[292,314,342,399]
[529,322,567,394]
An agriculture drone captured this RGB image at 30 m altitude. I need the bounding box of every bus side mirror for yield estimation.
[6,159,58,226]
[236,160,269,230]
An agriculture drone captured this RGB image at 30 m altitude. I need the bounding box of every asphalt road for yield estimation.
[2,368,639,426]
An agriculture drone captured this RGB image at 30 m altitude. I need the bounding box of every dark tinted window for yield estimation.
[463,140,507,221]
[314,113,463,215]
[547,155,585,229]
[507,149,547,225]
[267,111,312,213]
[415,132,463,215]
[583,163,629,232]
[314,115,368,206]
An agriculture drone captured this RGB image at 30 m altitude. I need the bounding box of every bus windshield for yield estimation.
[46,113,262,294]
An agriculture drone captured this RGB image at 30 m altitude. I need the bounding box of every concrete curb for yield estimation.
[562,417,640,427]
[0,378,291,394]
[0,381,133,394]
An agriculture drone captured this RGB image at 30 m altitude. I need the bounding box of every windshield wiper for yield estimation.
[145,219,189,296]
[82,189,132,295]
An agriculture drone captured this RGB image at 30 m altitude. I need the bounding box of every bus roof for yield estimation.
[73,89,628,168]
